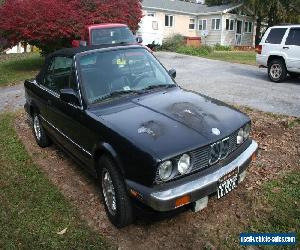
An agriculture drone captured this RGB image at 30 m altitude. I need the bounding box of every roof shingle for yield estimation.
[142,0,241,15]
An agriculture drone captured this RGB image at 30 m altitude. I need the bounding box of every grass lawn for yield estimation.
[205,51,256,65]
[249,171,300,249]
[0,53,43,87]
[0,112,111,249]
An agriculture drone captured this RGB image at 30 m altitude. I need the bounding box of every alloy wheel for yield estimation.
[102,169,117,216]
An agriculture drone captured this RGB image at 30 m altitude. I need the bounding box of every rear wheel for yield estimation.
[268,59,287,82]
[99,156,134,228]
[32,113,51,148]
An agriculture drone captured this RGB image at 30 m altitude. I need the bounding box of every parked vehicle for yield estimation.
[256,25,300,82]
[24,44,258,228]
[72,23,142,47]
[137,16,163,49]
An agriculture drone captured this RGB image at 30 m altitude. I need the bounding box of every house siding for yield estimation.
[142,7,255,47]
[221,13,255,46]
[143,10,198,39]
[197,14,222,45]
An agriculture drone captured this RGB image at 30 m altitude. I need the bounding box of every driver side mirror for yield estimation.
[136,36,143,44]
[168,69,176,79]
[60,89,80,106]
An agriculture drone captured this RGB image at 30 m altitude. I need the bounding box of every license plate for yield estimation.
[217,168,238,199]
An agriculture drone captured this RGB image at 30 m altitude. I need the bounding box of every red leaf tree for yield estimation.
[0,0,142,54]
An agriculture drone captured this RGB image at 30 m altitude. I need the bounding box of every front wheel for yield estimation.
[268,59,287,82]
[32,113,51,148]
[99,156,134,228]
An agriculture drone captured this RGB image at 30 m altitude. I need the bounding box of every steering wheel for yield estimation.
[132,72,152,87]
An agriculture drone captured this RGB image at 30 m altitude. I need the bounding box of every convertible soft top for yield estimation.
[36,44,142,83]
[49,44,141,58]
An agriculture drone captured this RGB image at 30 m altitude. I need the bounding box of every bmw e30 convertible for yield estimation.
[24,45,258,228]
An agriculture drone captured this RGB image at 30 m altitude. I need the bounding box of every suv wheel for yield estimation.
[99,156,134,228]
[268,59,287,82]
[32,113,51,147]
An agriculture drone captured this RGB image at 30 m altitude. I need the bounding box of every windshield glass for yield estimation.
[91,27,136,45]
[78,48,175,104]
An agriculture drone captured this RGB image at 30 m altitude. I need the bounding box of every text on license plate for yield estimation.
[217,168,238,199]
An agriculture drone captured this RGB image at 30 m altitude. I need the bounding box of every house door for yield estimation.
[235,20,243,45]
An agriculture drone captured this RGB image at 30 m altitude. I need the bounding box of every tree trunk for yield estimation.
[255,17,262,46]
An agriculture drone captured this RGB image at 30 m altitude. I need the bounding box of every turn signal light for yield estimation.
[175,195,191,208]
[252,152,257,161]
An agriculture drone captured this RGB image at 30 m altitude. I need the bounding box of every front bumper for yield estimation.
[126,140,258,212]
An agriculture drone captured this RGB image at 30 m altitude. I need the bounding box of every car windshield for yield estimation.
[91,27,136,45]
[78,48,176,104]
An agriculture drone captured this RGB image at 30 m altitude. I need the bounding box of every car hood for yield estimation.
[88,87,249,160]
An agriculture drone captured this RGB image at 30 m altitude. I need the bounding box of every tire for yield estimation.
[268,59,287,82]
[99,156,134,228]
[289,72,299,79]
[32,113,51,148]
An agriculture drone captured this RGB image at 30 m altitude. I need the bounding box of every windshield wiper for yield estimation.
[141,84,175,92]
[92,90,140,103]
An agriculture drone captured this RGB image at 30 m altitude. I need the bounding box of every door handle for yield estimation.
[283,46,289,49]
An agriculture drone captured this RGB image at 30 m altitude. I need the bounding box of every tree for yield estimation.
[0,0,142,54]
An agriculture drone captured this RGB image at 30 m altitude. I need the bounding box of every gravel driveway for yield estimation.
[0,52,299,117]
[155,52,300,117]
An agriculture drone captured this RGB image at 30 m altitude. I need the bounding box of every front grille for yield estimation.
[155,129,241,183]
[189,129,239,173]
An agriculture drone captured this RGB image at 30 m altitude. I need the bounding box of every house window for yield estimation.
[198,19,207,30]
[189,18,196,29]
[152,21,158,30]
[211,18,221,30]
[147,12,156,17]
[226,19,234,31]
[244,21,253,33]
[165,15,174,27]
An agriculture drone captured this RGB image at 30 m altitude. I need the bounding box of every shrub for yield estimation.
[214,43,232,51]
[160,34,185,51]
[176,45,211,56]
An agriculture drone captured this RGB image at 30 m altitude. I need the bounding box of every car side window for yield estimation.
[43,56,73,93]
[265,28,287,44]
[285,28,300,46]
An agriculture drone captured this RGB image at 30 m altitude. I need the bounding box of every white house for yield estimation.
[141,0,256,46]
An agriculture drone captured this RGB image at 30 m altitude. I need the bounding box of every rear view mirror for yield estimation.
[60,89,80,106]
[136,36,143,44]
[168,69,176,79]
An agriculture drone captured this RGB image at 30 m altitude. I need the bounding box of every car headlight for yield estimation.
[243,123,251,139]
[178,154,191,174]
[158,161,173,181]
[237,128,244,144]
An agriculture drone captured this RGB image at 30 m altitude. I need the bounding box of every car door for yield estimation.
[283,28,300,72]
[262,27,288,56]
[44,56,95,170]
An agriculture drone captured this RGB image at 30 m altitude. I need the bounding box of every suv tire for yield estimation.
[32,113,51,148]
[99,155,134,228]
[268,59,287,82]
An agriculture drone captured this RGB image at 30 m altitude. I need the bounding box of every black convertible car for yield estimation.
[24,45,258,228]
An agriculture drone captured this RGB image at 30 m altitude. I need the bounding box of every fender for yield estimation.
[92,142,125,177]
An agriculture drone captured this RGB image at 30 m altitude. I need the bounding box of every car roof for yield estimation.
[86,23,128,30]
[269,24,300,29]
[48,44,143,58]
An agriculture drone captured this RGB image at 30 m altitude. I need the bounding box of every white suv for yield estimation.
[256,25,300,82]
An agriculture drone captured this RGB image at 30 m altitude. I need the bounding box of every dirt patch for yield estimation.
[15,109,300,249]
